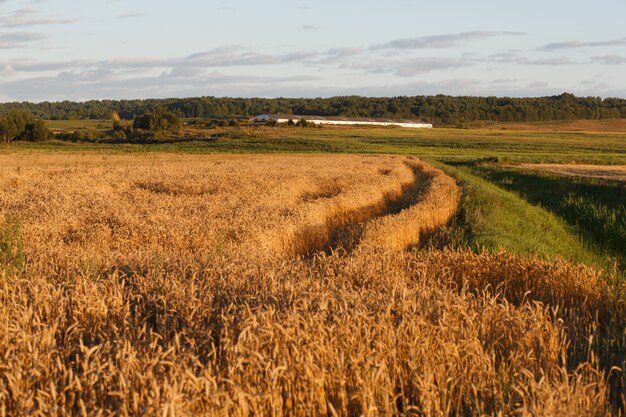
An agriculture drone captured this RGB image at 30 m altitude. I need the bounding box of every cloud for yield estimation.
[0,8,76,28]
[3,64,626,101]
[0,69,322,101]
[0,63,16,76]
[1,30,625,101]
[3,57,167,72]
[0,44,328,100]
[343,51,572,77]
[326,47,363,57]
[317,47,364,64]
[487,52,575,66]
[371,31,525,50]
[0,31,46,48]
[185,47,318,67]
[331,55,473,77]
[5,46,320,75]
[117,12,144,19]
[527,57,574,65]
[394,57,472,76]
[591,55,626,65]
[540,37,626,51]
[301,24,320,30]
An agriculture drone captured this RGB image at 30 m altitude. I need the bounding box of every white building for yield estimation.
[250,114,433,129]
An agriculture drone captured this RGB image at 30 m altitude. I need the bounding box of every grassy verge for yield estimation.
[466,165,626,273]
[429,162,609,274]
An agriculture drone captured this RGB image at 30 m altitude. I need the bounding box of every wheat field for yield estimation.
[0,152,624,416]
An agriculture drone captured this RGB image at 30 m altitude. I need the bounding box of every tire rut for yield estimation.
[286,159,459,257]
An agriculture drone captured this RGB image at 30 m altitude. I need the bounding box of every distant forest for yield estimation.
[1,93,625,125]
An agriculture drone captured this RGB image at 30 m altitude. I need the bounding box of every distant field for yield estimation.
[517,163,626,183]
[46,117,626,133]
[465,118,626,132]
[22,121,626,165]
[45,119,110,132]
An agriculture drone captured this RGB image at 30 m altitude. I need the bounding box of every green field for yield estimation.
[14,123,626,166]
[45,119,111,131]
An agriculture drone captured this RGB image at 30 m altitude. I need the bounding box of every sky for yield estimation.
[1,0,626,102]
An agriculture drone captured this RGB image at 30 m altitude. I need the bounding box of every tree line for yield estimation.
[0,93,625,125]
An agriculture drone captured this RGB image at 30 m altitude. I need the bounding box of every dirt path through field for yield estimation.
[516,163,626,183]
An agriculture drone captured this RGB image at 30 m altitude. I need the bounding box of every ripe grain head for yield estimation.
[0,152,623,416]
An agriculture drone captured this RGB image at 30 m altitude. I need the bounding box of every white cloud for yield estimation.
[591,55,626,65]
[371,31,525,50]
[394,57,472,76]
[487,53,576,65]
[540,37,626,51]
[0,26,624,101]
[0,31,46,48]
[116,12,144,19]
[0,69,322,101]
[0,8,76,28]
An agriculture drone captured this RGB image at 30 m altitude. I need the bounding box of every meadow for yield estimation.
[19,121,626,165]
[2,123,626,416]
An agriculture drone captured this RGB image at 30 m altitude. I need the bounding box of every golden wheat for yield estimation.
[359,159,459,251]
[0,152,624,416]
[0,153,419,267]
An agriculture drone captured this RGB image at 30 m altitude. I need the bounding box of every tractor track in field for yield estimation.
[286,159,460,257]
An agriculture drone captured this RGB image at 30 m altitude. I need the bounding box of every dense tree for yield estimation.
[0,93,625,125]
[132,110,181,133]
[20,120,53,142]
[0,110,52,142]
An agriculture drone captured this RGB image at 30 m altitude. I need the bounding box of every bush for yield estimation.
[159,112,182,132]
[0,110,53,142]
[111,130,127,140]
[66,129,104,142]
[133,111,181,134]
[19,120,53,142]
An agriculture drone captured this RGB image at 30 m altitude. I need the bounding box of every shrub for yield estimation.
[19,120,53,142]
[133,111,181,134]
[67,129,104,142]
[0,110,52,142]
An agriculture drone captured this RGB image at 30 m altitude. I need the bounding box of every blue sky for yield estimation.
[1,0,626,101]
